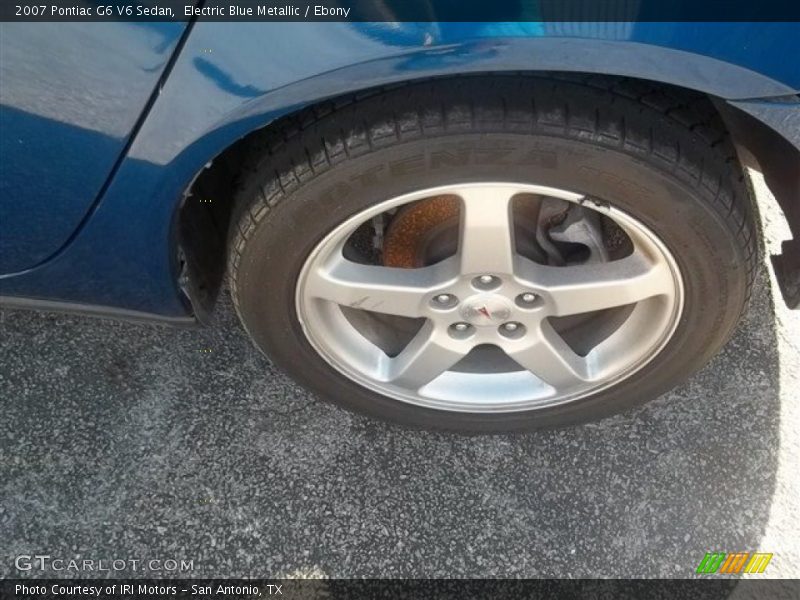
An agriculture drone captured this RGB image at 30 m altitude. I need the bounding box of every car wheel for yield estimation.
[229,77,757,432]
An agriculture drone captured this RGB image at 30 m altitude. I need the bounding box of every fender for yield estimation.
[2,21,798,318]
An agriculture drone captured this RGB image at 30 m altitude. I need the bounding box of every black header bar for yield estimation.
[3,0,800,23]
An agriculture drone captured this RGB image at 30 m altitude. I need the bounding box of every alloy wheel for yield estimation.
[296,183,684,413]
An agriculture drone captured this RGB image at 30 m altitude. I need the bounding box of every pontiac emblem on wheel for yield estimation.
[461,296,513,326]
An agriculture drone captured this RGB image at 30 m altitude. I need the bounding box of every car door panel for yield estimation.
[0,21,188,273]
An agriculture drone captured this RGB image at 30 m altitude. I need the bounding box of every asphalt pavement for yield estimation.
[1,175,798,579]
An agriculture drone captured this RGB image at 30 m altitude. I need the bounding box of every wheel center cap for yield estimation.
[460,294,513,326]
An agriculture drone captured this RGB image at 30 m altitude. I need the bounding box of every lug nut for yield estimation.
[449,322,473,338]
[473,274,500,290]
[499,322,526,338]
[431,293,457,309]
[516,292,539,308]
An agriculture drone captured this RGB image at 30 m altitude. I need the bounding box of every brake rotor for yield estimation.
[382,195,460,268]
[382,194,558,268]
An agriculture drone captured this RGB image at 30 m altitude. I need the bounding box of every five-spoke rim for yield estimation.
[296,183,684,413]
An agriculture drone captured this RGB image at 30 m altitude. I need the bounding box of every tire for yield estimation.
[228,76,757,432]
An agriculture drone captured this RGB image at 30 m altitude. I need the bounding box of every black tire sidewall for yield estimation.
[234,133,749,432]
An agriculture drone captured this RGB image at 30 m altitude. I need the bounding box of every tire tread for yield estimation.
[229,75,757,327]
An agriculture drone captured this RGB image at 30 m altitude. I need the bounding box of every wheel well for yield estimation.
[175,71,745,319]
[713,99,800,308]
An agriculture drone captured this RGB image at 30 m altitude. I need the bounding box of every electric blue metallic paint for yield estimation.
[729,98,800,150]
[1,21,798,318]
[0,22,188,272]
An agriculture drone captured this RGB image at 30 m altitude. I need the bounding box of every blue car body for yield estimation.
[1,19,799,322]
